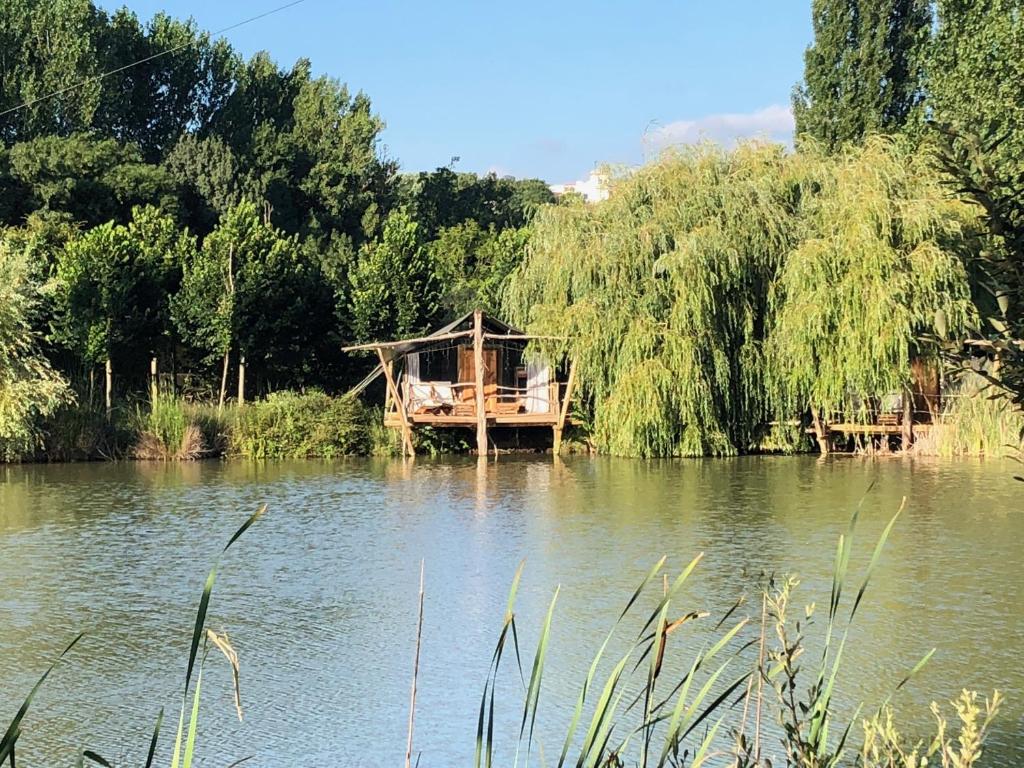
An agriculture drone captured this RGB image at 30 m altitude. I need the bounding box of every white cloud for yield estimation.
[644,105,795,152]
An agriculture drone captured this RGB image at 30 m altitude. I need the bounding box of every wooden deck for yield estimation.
[813,422,934,436]
[385,411,564,427]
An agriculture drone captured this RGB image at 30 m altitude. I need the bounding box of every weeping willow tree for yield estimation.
[768,138,977,426]
[506,139,978,458]
[506,143,803,457]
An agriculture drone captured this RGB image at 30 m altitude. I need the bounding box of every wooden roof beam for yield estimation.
[341,329,474,353]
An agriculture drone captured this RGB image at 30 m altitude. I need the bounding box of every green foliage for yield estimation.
[507,141,976,458]
[793,0,931,149]
[769,138,977,417]
[163,135,243,235]
[229,390,369,459]
[0,241,72,460]
[54,205,193,366]
[0,0,104,141]
[173,201,338,384]
[507,143,802,457]
[348,209,440,342]
[930,1,1024,184]
[131,393,202,461]
[4,134,179,227]
[430,221,529,316]
[397,168,554,239]
[932,120,1024,415]
[915,373,1024,458]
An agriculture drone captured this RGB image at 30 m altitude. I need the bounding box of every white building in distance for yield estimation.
[549,170,609,203]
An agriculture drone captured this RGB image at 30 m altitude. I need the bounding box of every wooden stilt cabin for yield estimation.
[343,310,577,457]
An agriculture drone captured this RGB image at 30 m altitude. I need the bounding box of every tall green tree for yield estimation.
[173,201,336,393]
[793,0,931,150]
[0,235,72,460]
[5,134,179,226]
[769,139,977,429]
[53,205,192,373]
[0,0,105,142]
[930,0,1024,185]
[430,221,529,316]
[348,209,439,343]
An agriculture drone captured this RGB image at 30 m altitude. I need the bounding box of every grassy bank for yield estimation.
[19,390,390,462]
[8,377,1024,463]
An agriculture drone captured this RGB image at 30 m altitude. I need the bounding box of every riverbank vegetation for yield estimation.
[2,0,1024,461]
[3,504,1002,766]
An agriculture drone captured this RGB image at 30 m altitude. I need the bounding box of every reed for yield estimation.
[131,393,203,461]
[477,500,1002,768]
[915,373,1024,458]
[2,506,263,767]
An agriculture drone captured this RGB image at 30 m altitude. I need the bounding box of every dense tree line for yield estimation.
[3,0,1023,458]
[0,0,554,435]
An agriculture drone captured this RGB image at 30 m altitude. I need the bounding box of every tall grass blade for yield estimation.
[181,665,204,768]
[517,587,560,767]
[849,502,904,620]
[0,633,84,764]
[557,558,666,768]
[143,708,163,768]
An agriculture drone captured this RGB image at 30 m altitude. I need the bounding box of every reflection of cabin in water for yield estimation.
[343,310,576,457]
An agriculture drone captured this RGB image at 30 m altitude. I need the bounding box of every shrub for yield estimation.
[229,390,369,459]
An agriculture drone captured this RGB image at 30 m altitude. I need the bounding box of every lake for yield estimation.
[0,456,1021,766]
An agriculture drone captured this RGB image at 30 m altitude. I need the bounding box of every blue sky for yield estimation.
[98,1,812,183]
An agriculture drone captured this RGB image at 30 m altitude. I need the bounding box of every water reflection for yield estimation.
[0,456,1020,766]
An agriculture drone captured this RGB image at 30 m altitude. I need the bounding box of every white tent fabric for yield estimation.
[524,361,551,413]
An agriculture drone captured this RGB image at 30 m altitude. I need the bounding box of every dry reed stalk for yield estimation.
[406,560,425,768]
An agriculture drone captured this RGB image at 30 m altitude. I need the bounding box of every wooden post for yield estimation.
[150,357,158,403]
[902,386,913,451]
[218,350,229,413]
[238,355,246,406]
[384,359,393,413]
[553,359,578,455]
[104,357,113,419]
[810,405,829,455]
[378,348,414,457]
[473,309,487,456]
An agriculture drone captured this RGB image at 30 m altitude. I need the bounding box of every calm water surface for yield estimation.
[0,456,1021,766]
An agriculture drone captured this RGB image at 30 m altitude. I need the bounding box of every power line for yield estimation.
[0,0,310,120]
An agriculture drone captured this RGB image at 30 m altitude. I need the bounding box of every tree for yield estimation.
[506,143,801,457]
[0,235,72,460]
[926,2,1024,410]
[91,10,237,161]
[164,134,243,235]
[397,169,554,240]
[173,201,335,396]
[769,139,977,436]
[506,141,979,458]
[0,0,105,142]
[930,0,1024,193]
[430,221,528,316]
[348,209,439,342]
[208,54,396,245]
[5,134,179,227]
[793,0,931,150]
[53,205,192,378]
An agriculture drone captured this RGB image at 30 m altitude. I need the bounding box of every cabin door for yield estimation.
[458,346,498,409]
